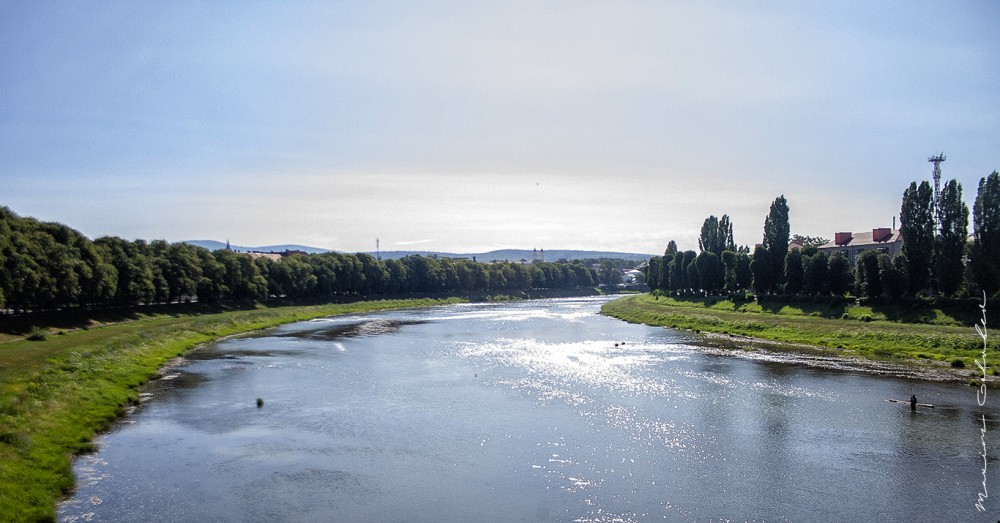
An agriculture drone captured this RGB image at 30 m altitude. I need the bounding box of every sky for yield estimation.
[2,1,998,255]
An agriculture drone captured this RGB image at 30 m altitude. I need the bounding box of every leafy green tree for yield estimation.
[537,263,557,288]
[762,196,790,292]
[972,171,1000,297]
[403,255,441,292]
[855,250,882,298]
[879,253,909,299]
[685,256,699,292]
[749,245,772,295]
[669,254,683,291]
[721,250,738,292]
[695,251,723,292]
[95,236,156,305]
[934,179,969,297]
[575,264,596,288]
[79,241,117,306]
[646,256,661,290]
[599,260,620,287]
[488,264,506,290]
[783,249,804,294]
[470,261,488,291]
[675,251,695,291]
[356,253,389,294]
[193,247,225,302]
[791,234,830,248]
[900,181,935,294]
[803,252,829,295]
[161,243,203,301]
[308,254,340,296]
[4,235,56,310]
[278,256,319,297]
[562,265,580,288]
[212,249,268,300]
[698,215,736,256]
[384,259,409,293]
[735,252,753,292]
[35,230,81,308]
[509,262,532,289]
[658,253,674,291]
[665,241,678,257]
[827,253,852,296]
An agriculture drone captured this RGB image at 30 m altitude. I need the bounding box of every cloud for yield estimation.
[393,239,437,247]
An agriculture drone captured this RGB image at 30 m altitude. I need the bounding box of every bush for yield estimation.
[26,326,47,341]
[951,358,966,368]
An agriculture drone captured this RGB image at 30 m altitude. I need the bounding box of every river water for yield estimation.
[59,297,999,521]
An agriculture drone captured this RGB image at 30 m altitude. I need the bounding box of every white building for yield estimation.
[817,228,903,264]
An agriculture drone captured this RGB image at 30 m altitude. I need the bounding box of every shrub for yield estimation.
[951,358,966,368]
[26,326,47,341]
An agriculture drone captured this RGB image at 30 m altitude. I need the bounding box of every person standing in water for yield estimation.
[910,395,917,412]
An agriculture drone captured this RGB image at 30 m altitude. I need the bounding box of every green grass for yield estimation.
[0,297,463,522]
[602,294,996,368]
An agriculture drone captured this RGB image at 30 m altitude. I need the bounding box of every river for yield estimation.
[59,297,999,521]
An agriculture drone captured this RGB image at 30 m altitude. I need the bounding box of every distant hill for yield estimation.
[367,249,652,263]
[183,240,333,254]
[184,241,652,262]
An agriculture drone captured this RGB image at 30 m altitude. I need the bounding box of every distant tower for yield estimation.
[533,248,544,263]
[376,238,381,261]
[928,153,946,224]
[226,239,232,251]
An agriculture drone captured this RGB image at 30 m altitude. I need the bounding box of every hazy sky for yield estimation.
[2,1,998,254]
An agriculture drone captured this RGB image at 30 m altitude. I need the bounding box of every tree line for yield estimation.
[0,206,599,312]
[646,171,1000,300]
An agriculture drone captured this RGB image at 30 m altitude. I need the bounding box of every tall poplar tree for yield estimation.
[696,251,723,292]
[721,250,739,292]
[750,245,772,295]
[900,181,935,294]
[646,256,661,290]
[972,171,1000,297]
[659,253,674,291]
[934,179,969,297]
[698,216,720,254]
[684,251,699,292]
[761,196,790,292]
[698,215,736,256]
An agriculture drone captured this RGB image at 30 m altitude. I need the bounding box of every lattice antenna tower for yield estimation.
[928,153,946,223]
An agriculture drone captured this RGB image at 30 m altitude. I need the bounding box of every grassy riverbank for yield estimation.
[602,294,996,377]
[0,297,463,522]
